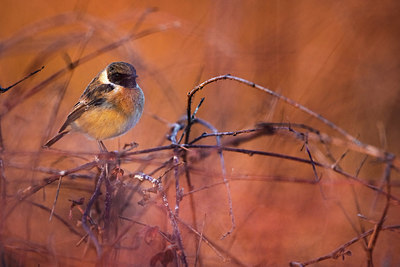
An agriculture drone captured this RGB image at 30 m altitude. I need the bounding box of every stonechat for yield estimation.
[43,62,144,148]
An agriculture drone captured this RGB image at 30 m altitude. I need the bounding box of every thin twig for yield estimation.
[187,74,360,144]
[158,179,188,266]
[49,176,63,221]
[0,117,4,152]
[79,143,399,205]
[182,144,400,203]
[189,128,260,145]
[82,167,105,257]
[3,161,99,222]
[173,155,181,217]
[121,142,400,203]
[366,156,393,266]
[289,225,400,266]
[177,217,248,266]
[0,157,6,201]
[0,66,44,93]
[352,155,369,248]
[27,200,82,236]
[293,130,320,182]
[134,172,188,266]
[103,167,113,242]
[187,75,400,170]
[194,118,236,238]
[194,214,206,267]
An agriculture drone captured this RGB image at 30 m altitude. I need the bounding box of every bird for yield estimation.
[43,62,144,150]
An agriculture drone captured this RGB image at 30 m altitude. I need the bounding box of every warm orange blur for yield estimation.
[0,1,399,266]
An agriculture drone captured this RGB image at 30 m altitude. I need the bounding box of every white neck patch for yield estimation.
[98,68,123,94]
[99,69,115,85]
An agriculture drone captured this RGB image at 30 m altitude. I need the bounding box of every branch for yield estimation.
[0,66,44,93]
[289,225,400,266]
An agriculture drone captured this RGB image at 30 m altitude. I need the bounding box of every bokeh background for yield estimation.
[0,0,399,266]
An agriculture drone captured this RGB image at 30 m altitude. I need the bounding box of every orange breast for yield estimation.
[72,86,144,140]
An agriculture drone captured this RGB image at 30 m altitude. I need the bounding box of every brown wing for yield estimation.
[58,102,88,132]
[58,83,114,133]
[81,80,115,101]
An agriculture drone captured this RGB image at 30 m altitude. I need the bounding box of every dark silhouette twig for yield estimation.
[82,167,105,257]
[0,66,44,94]
[366,156,393,266]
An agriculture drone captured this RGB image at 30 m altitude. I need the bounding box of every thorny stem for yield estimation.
[366,156,393,266]
[103,167,113,242]
[168,116,199,247]
[173,155,181,217]
[82,167,105,257]
[159,181,188,266]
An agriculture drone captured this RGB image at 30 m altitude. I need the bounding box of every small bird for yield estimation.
[43,62,144,149]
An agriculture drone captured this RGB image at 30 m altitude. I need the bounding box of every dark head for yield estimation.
[106,62,138,88]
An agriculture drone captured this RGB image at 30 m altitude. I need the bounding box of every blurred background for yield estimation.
[0,0,399,266]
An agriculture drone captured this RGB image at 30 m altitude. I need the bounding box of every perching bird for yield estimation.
[43,62,144,149]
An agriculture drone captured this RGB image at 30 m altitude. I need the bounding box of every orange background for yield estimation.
[0,1,399,266]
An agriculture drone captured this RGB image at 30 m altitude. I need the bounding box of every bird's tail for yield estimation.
[42,130,70,148]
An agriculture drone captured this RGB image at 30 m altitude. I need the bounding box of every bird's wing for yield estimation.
[58,102,88,133]
[82,81,115,101]
[58,83,114,133]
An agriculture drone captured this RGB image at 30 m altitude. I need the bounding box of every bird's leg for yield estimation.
[97,140,108,152]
